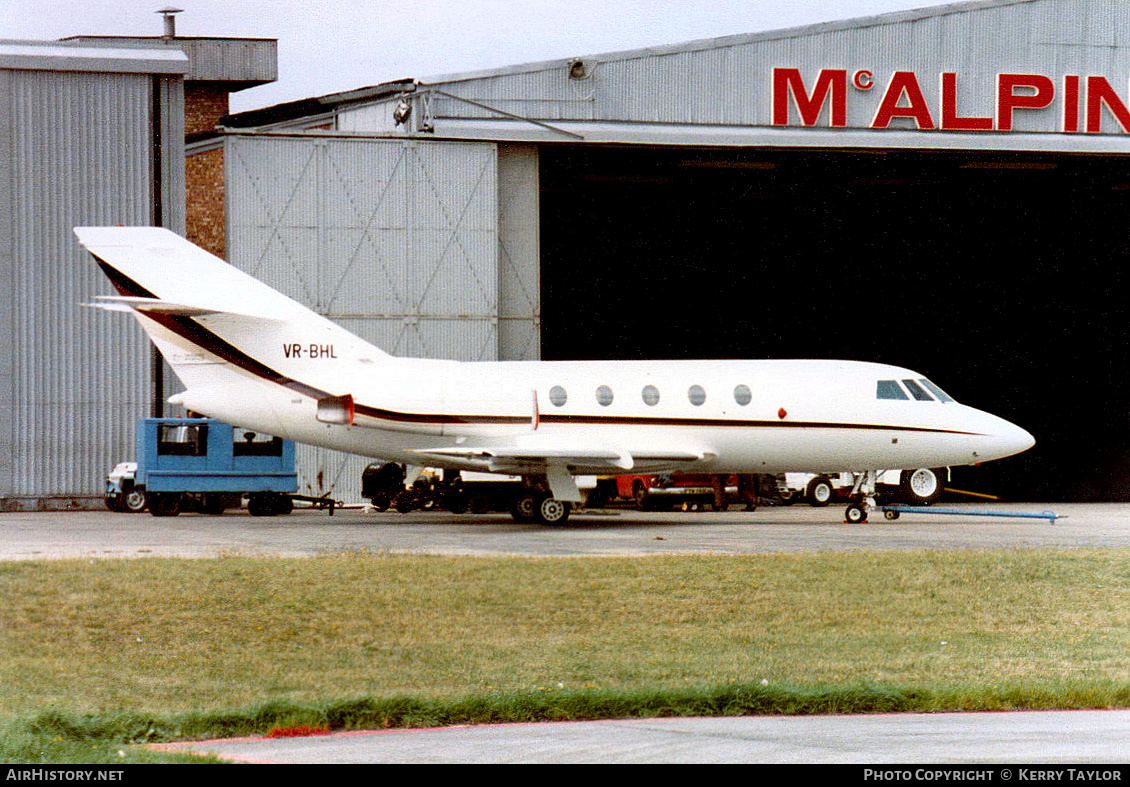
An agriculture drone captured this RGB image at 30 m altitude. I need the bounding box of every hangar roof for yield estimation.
[62,36,276,91]
[0,38,187,75]
[420,0,1032,86]
[226,0,1130,153]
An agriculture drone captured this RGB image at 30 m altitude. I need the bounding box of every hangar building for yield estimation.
[0,38,187,510]
[202,0,1130,501]
[7,0,1130,505]
[0,24,275,509]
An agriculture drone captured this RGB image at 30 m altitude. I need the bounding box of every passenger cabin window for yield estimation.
[157,423,207,456]
[641,385,660,406]
[596,385,614,407]
[902,379,935,402]
[734,384,752,406]
[549,385,567,407]
[688,385,706,406]
[876,380,909,400]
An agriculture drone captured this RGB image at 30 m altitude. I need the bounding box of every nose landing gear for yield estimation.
[843,470,879,524]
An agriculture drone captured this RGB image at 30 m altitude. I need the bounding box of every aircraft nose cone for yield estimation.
[987,417,1035,461]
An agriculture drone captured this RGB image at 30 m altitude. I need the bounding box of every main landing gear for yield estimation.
[843,470,879,525]
[510,488,572,526]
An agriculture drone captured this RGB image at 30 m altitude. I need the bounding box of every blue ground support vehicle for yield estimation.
[129,417,304,517]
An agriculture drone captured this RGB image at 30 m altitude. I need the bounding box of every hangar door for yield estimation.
[539,145,1130,502]
[226,135,499,498]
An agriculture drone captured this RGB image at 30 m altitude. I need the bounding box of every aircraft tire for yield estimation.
[844,503,868,525]
[535,496,571,526]
[510,491,539,523]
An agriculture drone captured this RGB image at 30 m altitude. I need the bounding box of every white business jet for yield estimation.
[75,227,1034,525]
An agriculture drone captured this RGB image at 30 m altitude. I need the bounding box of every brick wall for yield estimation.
[186,145,225,260]
[185,83,230,259]
[185,83,230,136]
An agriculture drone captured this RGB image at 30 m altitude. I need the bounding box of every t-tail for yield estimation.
[75,226,386,432]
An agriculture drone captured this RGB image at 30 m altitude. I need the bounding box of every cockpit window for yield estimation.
[901,379,935,402]
[919,379,954,403]
[877,380,909,400]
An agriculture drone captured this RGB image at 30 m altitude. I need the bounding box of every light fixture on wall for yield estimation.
[568,59,589,80]
[393,98,412,126]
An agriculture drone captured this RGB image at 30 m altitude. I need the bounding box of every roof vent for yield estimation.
[157,7,183,39]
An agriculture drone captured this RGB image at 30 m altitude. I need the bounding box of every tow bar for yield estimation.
[880,505,1059,523]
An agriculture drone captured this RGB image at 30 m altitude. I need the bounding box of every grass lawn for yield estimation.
[1,549,1128,762]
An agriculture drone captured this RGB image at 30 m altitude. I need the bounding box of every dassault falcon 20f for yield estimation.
[76,226,1035,525]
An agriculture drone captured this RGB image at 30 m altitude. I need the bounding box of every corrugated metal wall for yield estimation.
[225,134,503,499]
[497,143,540,361]
[412,0,1130,138]
[0,69,184,505]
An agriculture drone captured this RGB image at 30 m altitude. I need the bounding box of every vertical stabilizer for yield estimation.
[75,227,388,415]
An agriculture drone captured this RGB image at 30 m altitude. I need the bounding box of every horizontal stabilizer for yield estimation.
[84,295,284,321]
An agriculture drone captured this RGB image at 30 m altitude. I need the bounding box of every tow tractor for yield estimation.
[106,417,337,516]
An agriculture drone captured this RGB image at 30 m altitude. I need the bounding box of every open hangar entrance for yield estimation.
[539,144,1130,502]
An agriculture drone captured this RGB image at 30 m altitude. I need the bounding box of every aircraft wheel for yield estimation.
[844,503,868,525]
[806,477,834,507]
[535,496,571,526]
[510,491,539,523]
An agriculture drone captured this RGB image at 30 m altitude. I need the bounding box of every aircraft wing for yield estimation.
[416,439,711,501]
[417,445,710,473]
